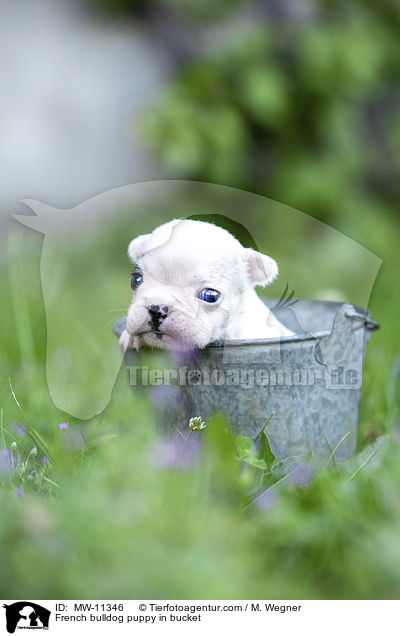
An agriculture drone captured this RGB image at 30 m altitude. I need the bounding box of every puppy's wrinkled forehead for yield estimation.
[140,220,244,287]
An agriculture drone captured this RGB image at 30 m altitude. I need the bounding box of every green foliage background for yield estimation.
[1,0,400,600]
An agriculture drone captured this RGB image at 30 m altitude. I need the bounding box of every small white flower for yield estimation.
[189,416,206,431]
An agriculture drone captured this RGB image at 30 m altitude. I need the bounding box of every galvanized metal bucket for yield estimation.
[114,299,379,461]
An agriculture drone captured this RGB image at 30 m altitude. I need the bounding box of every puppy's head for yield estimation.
[124,219,278,350]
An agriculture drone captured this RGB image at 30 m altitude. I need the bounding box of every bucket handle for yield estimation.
[344,310,380,331]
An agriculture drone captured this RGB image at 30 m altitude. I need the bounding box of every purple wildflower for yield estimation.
[10,422,27,437]
[11,441,17,449]
[150,385,180,412]
[149,437,180,469]
[288,463,315,487]
[0,449,12,474]
[14,486,24,497]
[253,488,279,510]
[42,455,47,465]
[58,422,69,431]
[169,348,199,366]
[149,431,201,470]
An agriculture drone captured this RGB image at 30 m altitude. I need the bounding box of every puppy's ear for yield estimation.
[243,248,278,287]
[127,234,151,263]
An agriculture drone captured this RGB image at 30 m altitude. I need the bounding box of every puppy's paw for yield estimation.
[119,329,141,353]
[119,330,131,353]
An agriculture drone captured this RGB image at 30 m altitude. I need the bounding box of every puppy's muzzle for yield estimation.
[148,304,169,338]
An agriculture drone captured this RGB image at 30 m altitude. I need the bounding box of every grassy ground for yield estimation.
[1,209,400,600]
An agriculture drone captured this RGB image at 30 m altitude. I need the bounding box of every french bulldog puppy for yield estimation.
[119,219,291,352]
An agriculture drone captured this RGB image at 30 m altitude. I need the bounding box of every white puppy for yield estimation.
[119,219,291,351]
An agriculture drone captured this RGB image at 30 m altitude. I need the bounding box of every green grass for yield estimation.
[1,213,400,600]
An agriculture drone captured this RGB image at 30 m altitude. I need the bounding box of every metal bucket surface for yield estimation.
[113,299,379,461]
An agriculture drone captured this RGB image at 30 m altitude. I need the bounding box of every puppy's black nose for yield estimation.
[148,305,169,319]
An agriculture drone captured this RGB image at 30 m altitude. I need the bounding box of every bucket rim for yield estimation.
[205,331,331,348]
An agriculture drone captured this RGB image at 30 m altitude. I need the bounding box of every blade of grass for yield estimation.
[322,431,350,470]
[254,413,273,443]
[0,408,6,448]
[9,377,54,465]
[244,463,301,512]
[387,355,400,428]
[7,232,36,366]
[322,432,336,465]
[344,438,387,484]
[42,476,60,489]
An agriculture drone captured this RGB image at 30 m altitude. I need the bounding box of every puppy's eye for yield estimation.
[130,270,143,290]
[199,288,220,303]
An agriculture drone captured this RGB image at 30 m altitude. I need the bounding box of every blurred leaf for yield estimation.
[235,435,253,460]
[260,431,276,473]
[239,65,289,126]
